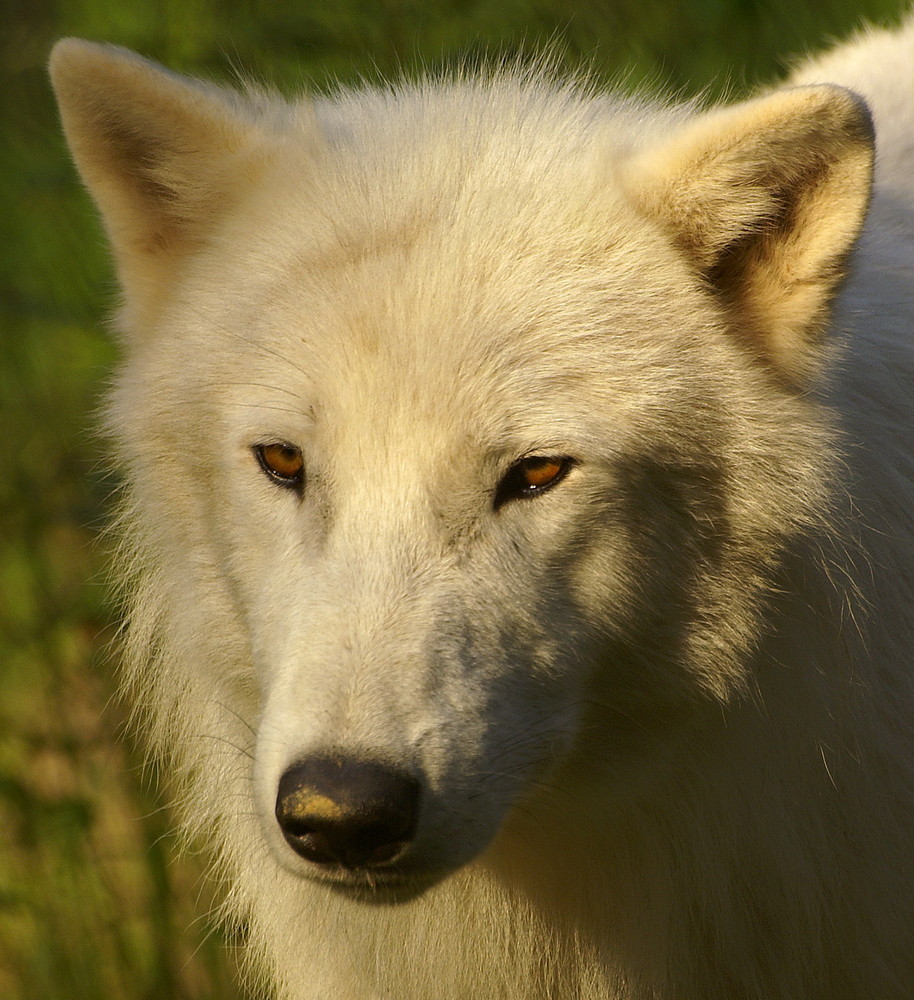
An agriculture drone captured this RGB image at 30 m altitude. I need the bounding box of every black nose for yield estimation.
[275,755,421,869]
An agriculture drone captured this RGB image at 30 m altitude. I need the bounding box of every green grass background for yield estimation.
[1,0,907,996]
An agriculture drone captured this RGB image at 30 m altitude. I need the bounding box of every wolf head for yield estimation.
[51,40,872,900]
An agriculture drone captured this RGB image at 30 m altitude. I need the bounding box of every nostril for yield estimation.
[275,754,421,870]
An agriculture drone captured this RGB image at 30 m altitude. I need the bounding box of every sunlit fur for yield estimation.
[51,16,914,999]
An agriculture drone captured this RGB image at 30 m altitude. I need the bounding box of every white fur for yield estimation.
[51,16,914,998]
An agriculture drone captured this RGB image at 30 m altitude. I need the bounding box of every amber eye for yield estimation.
[255,443,304,490]
[494,456,573,509]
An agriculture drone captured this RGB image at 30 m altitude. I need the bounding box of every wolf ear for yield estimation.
[622,86,874,382]
[49,39,269,325]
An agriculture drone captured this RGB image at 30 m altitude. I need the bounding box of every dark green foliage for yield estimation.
[0,1,905,996]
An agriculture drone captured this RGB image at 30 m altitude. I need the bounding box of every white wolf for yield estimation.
[51,17,914,1000]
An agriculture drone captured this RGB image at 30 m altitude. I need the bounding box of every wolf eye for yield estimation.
[494,456,574,509]
[255,443,304,490]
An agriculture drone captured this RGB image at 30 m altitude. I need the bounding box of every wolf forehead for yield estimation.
[271,76,683,245]
[168,85,711,409]
[173,228,710,462]
[212,98,674,252]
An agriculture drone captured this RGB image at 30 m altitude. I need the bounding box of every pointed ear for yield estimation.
[49,39,271,325]
[622,86,874,383]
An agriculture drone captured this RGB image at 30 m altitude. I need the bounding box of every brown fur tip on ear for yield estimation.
[805,83,875,146]
[49,37,164,104]
[49,36,109,79]
[50,36,119,69]
[778,84,875,175]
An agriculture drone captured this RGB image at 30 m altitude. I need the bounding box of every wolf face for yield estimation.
[50,41,872,904]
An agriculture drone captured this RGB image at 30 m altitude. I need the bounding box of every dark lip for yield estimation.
[312,870,442,906]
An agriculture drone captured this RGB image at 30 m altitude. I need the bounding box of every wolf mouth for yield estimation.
[316,871,441,906]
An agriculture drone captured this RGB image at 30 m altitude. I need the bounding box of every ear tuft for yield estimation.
[622,85,874,383]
